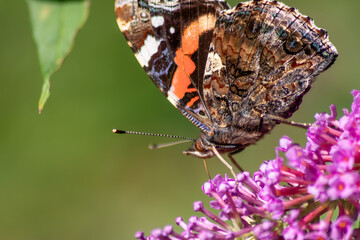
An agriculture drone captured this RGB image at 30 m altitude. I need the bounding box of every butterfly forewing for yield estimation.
[115,0,229,134]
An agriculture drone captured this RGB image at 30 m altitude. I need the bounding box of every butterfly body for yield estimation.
[115,0,337,158]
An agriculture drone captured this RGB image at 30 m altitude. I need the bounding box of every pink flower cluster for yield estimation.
[135,90,360,240]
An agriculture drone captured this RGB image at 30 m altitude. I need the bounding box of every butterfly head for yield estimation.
[183,134,244,159]
[183,137,214,158]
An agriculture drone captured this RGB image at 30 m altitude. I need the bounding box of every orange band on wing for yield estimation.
[186,95,199,108]
[170,15,217,101]
[174,50,196,75]
[171,21,199,100]
[172,61,195,100]
[182,22,199,55]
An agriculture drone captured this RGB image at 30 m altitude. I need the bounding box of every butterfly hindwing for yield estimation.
[203,0,338,130]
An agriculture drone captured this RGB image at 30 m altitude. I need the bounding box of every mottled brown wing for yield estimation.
[115,0,229,134]
[203,0,338,128]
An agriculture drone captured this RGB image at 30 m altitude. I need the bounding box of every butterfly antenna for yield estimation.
[149,140,193,150]
[112,129,195,149]
[112,129,194,140]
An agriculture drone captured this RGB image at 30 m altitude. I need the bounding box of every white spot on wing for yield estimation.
[135,35,161,67]
[151,15,164,28]
[149,0,179,11]
[169,27,175,34]
[115,0,132,8]
[205,51,223,75]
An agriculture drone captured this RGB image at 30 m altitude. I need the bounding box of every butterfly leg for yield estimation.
[203,159,212,180]
[265,114,311,129]
[228,153,244,173]
[211,146,237,179]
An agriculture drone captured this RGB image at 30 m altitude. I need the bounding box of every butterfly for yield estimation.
[115,0,337,161]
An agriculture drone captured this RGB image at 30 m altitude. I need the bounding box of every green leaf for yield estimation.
[27,0,90,113]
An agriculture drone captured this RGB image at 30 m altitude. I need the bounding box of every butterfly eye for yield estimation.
[139,11,150,22]
[199,110,206,117]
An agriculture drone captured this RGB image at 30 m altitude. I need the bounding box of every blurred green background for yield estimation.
[0,0,358,239]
